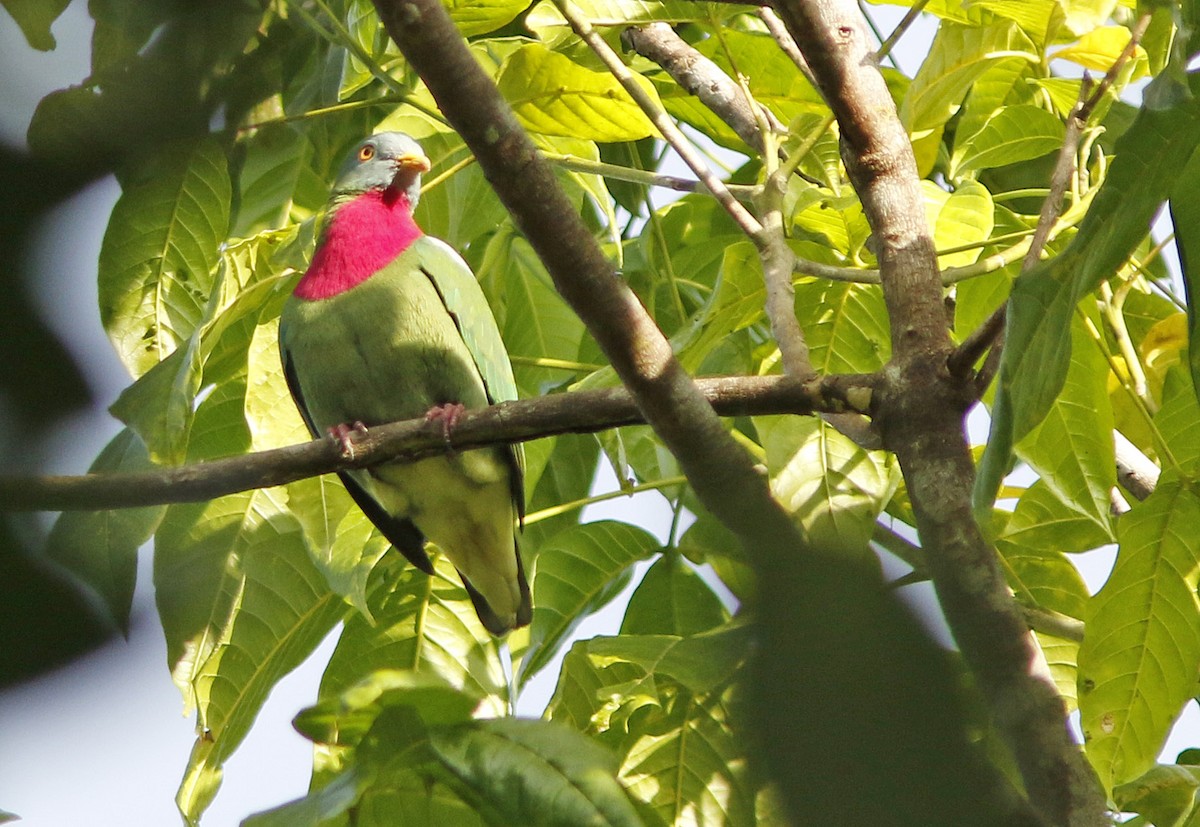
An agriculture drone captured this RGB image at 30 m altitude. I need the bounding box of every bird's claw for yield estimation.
[425,403,466,451]
[327,421,368,460]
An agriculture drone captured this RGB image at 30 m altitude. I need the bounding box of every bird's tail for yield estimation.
[460,540,531,636]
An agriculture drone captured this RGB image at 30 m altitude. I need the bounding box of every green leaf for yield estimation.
[523,433,602,552]
[677,512,754,602]
[1013,312,1116,537]
[519,521,661,687]
[968,0,1059,43]
[232,125,311,236]
[429,718,642,827]
[108,328,203,464]
[318,554,510,732]
[349,778,484,827]
[757,416,899,557]
[1,0,70,50]
[975,72,1200,512]
[997,480,1113,557]
[241,769,366,827]
[953,57,1038,151]
[98,137,231,377]
[1114,764,1200,827]
[620,554,729,636]
[445,0,530,35]
[901,21,1038,133]
[950,104,1065,178]
[296,669,480,747]
[43,429,163,633]
[925,179,995,268]
[477,225,587,399]
[286,476,385,619]
[526,0,726,28]
[795,278,891,374]
[497,44,657,141]
[164,489,343,824]
[1155,367,1200,471]
[1078,474,1200,793]
[547,628,762,824]
[1054,27,1147,76]
[1169,147,1200,413]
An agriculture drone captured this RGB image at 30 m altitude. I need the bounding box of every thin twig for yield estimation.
[542,151,757,197]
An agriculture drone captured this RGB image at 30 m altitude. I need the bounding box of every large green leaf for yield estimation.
[975,71,1200,512]
[795,279,891,374]
[1169,146,1200,413]
[232,125,311,236]
[620,554,728,636]
[155,486,343,824]
[1013,312,1116,537]
[901,20,1038,133]
[757,416,899,557]
[318,554,510,731]
[1,0,70,50]
[444,0,530,35]
[43,429,163,634]
[250,671,481,825]
[477,225,587,399]
[997,480,1113,557]
[950,104,1065,178]
[924,179,995,268]
[497,44,657,141]
[430,718,643,827]
[519,521,661,687]
[1078,474,1200,794]
[525,0,726,28]
[98,137,231,377]
[548,627,763,825]
[108,328,202,464]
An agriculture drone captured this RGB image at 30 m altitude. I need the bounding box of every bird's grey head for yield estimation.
[332,132,430,207]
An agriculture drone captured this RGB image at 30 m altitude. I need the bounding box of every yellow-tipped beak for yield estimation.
[394,152,431,173]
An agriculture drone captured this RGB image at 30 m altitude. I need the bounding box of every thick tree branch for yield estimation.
[773,1,1107,823]
[0,375,872,512]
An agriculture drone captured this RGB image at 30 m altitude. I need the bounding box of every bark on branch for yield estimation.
[772,1,1108,823]
[0,375,870,512]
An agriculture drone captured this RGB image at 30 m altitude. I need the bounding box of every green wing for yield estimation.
[415,236,526,519]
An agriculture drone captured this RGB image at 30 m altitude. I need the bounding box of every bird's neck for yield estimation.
[293,189,424,300]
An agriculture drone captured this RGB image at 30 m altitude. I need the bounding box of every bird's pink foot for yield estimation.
[425,403,466,449]
[327,421,368,460]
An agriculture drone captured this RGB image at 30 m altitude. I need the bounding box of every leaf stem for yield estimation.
[524,476,688,527]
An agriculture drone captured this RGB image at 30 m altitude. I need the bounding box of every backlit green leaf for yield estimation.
[497,44,657,141]
[98,138,231,377]
[1078,474,1200,793]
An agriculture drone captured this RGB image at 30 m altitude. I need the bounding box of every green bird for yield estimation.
[279,132,531,636]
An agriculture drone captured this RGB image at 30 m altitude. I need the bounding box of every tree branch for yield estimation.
[0,375,872,512]
[772,1,1107,823]
[621,22,771,154]
[552,0,765,239]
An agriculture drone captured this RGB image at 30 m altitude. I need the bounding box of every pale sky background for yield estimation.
[0,3,1196,825]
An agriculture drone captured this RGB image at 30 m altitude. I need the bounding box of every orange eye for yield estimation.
[358,144,376,161]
